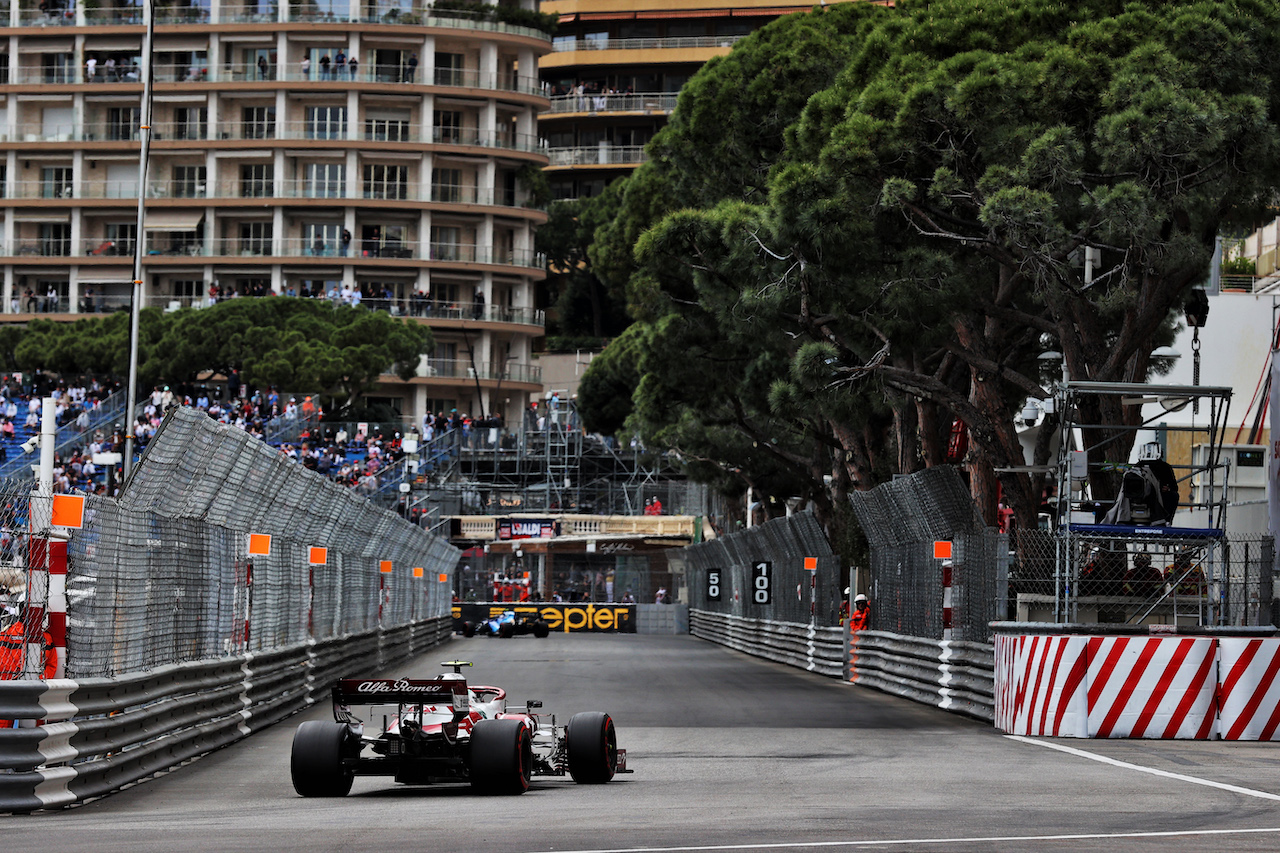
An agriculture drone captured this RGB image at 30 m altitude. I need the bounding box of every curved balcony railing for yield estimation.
[9,120,545,155]
[0,238,545,269]
[1,178,542,209]
[551,35,746,53]
[9,63,544,97]
[34,292,545,327]
[547,92,677,115]
[14,6,550,39]
[417,357,540,384]
[545,145,648,167]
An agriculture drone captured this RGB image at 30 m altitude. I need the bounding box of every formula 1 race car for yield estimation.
[462,608,551,638]
[290,661,629,796]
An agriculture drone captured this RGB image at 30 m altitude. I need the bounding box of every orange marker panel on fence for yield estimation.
[804,556,818,571]
[51,494,86,529]
[380,560,393,573]
[249,533,272,556]
[933,540,953,560]
[438,573,449,583]
[309,547,328,565]
[412,567,424,578]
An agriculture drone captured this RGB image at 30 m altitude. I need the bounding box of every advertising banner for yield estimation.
[453,602,636,633]
[497,518,558,540]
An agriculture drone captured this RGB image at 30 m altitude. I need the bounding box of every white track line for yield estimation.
[537,827,1280,853]
[1005,734,1280,801]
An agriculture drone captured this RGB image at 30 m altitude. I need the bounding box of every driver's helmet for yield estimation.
[1139,441,1162,462]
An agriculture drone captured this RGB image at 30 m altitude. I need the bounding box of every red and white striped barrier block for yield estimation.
[1217,638,1280,741]
[1084,636,1217,739]
[994,634,1089,737]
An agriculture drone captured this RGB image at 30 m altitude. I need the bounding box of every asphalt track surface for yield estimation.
[9,633,1280,852]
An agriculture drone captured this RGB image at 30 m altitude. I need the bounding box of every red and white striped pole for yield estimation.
[941,558,954,641]
[25,397,57,679]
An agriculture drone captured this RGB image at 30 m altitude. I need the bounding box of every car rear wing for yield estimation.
[332,678,471,714]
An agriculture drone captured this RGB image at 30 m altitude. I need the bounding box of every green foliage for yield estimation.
[580,0,1280,529]
[429,0,559,34]
[539,191,632,339]
[1221,255,1256,275]
[12,301,431,413]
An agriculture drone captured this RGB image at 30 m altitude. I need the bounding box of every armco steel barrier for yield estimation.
[690,609,845,677]
[0,615,452,812]
[849,629,995,722]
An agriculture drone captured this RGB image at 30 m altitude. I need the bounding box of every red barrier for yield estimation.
[996,632,1277,740]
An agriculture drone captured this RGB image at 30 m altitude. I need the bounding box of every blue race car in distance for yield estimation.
[462,608,551,638]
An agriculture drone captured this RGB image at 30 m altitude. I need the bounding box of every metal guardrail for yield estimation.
[0,616,451,812]
[849,630,995,722]
[689,611,996,721]
[690,610,844,678]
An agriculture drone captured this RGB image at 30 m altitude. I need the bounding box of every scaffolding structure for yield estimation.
[1038,380,1261,626]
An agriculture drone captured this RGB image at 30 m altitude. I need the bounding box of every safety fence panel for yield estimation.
[674,511,841,625]
[63,407,459,679]
[0,615,452,812]
[848,467,1007,643]
[993,628,1280,740]
[1009,528,1273,628]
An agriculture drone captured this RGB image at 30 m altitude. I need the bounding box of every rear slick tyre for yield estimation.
[566,711,617,784]
[469,718,532,795]
[291,721,354,797]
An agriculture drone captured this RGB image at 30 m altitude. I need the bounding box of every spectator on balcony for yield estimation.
[347,55,358,79]
[341,228,351,256]
[319,53,331,79]
[257,55,269,80]
[86,56,97,81]
[312,236,325,257]
[300,55,311,79]
[404,52,418,83]
[104,57,116,80]
[472,289,485,320]
[44,285,58,313]
[334,50,346,77]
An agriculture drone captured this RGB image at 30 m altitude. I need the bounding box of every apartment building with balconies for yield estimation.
[0,0,550,426]
[538,0,823,200]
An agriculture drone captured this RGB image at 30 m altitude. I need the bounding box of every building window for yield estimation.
[304,163,345,198]
[306,105,347,140]
[242,106,276,139]
[43,53,73,84]
[365,114,410,142]
[430,226,460,261]
[104,222,136,256]
[240,163,273,198]
[171,279,203,300]
[363,164,407,200]
[434,52,464,86]
[41,167,73,199]
[432,167,462,202]
[107,107,140,141]
[173,107,207,140]
[39,223,70,257]
[172,165,207,198]
[434,110,462,144]
[238,222,272,256]
[304,222,342,256]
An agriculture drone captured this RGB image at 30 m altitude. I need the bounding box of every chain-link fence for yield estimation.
[849,467,1007,643]
[1009,527,1274,627]
[673,511,842,624]
[63,406,458,678]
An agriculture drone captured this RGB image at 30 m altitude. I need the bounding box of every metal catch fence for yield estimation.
[1009,527,1274,627]
[673,511,842,624]
[848,467,1008,643]
[62,407,459,678]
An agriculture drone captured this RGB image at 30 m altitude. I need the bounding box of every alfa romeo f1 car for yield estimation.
[462,609,551,638]
[290,661,628,796]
